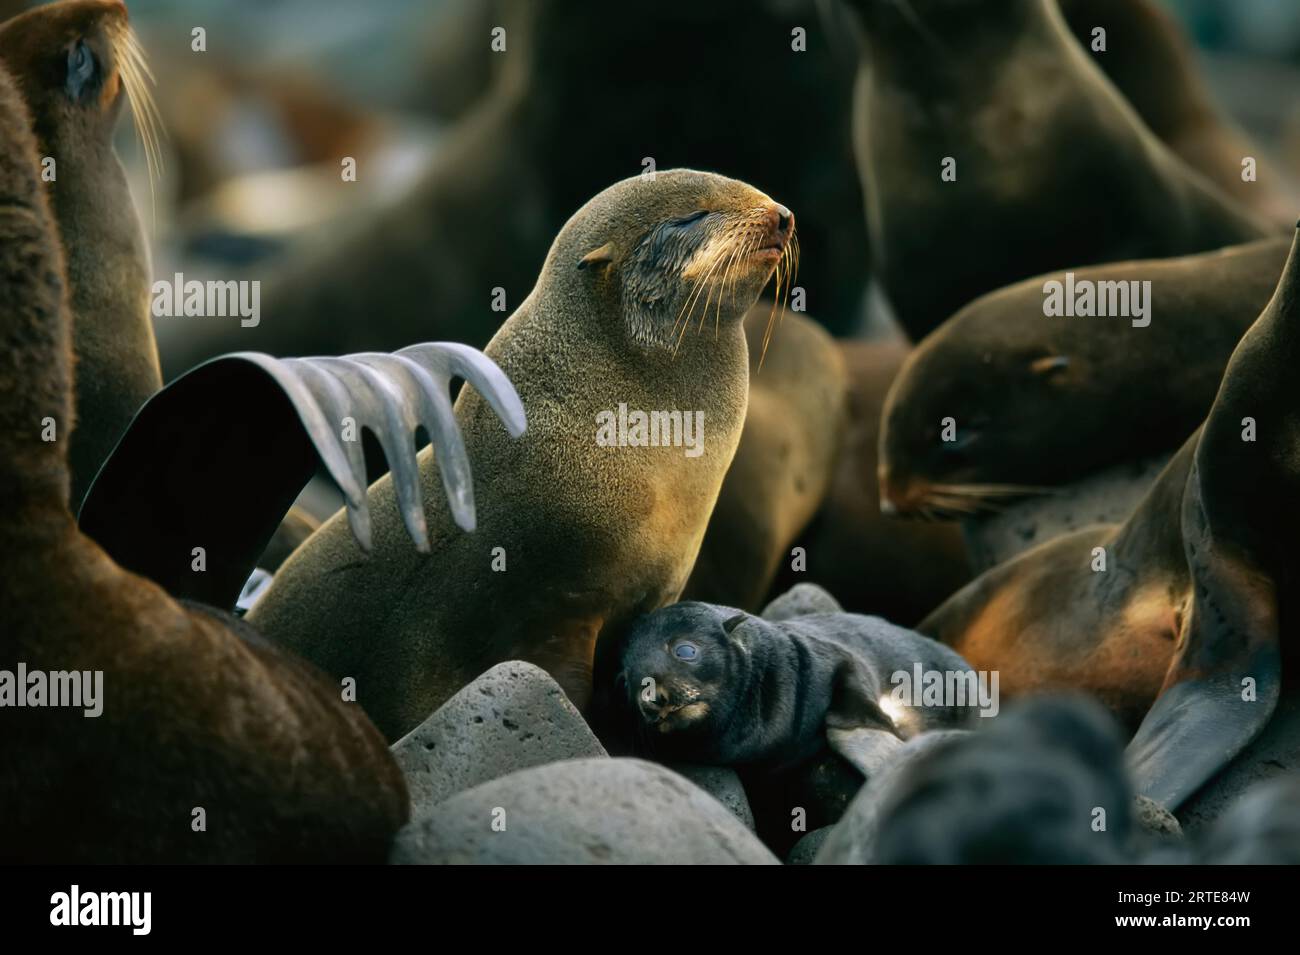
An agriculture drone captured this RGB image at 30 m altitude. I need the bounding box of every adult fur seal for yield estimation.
[920,225,1300,808]
[841,0,1271,339]
[250,170,797,741]
[613,601,978,776]
[0,0,162,508]
[0,65,407,863]
[1060,0,1295,224]
[879,238,1290,517]
[682,304,848,611]
[157,0,866,378]
[769,338,972,624]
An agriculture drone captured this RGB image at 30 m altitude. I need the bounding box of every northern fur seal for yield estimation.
[842,0,1271,339]
[0,66,406,863]
[0,0,162,509]
[769,338,971,624]
[157,0,866,379]
[682,304,848,611]
[1060,0,1296,224]
[920,226,1300,808]
[251,170,797,741]
[613,601,977,776]
[879,238,1290,518]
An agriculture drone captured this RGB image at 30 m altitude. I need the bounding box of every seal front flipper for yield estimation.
[78,343,525,611]
[824,657,905,778]
[1127,461,1281,810]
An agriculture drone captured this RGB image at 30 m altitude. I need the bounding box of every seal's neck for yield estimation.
[0,203,76,541]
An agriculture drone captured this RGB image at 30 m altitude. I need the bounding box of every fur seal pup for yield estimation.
[841,0,1271,339]
[0,0,163,509]
[158,0,866,379]
[769,338,972,624]
[250,170,797,741]
[682,304,848,611]
[612,601,977,776]
[0,66,406,863]
[878,238,1291,518]
[1060,0,1296,224]
[921,225,1300,808]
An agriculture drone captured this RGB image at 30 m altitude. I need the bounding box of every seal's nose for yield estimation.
[637,680,670,719]
[771,203,794,236]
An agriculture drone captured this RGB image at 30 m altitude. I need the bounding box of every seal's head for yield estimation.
[616,602,753,749]
[544,169,795,356]
[877,317,1071,520]
[0,0,161,182]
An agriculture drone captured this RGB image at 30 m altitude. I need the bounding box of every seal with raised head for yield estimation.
[0,0,163,508]
[158,0,866,380]
[878,237,1291,518]
[612,601,979,776]
[1059,0,1296,224]
[841,0,1271,339]
[0,63,408,863]
[251,170,798,741]
[919,225,1300,808]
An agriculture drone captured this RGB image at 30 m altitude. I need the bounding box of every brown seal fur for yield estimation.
[769,338,972,624]
[250,170,797,741]
[0,0,161,508]
[878,237,1290,517]
[918,226,1300,809]
[682,303,848,610]
[157,0,866,379]
[1060,0,1296,224]
[0,64,407,863]
[843,0,1271,339]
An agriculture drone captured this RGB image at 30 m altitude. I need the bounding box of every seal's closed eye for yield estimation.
[669,210,709,228]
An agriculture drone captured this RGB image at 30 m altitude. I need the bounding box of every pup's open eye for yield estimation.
[673,642,700,661]
[66,40,98,99]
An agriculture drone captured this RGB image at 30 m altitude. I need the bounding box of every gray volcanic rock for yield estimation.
[390,758,779,864]
[669,764,755,831]
[787,827,832,865]
[391,661,606,818]
[761,582,844,621]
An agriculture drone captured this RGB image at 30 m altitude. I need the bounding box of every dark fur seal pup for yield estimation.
[1060,0,1296,224]
[879,238,1290,517]
[613,602,978,776]
[0,66,405,863]
[250,170,797,741]
[922,225,1300,808]
[769,339,971,624]
[158,0,866,379]
[841,0,1271,339]
[682,304,848,610]
[0,0,163,508]
[817,698,1134,864]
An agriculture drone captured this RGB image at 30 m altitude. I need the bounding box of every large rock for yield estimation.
[669,764,755,831]
[961,454,1170,572]
[391,661,606,817]
[786,827,832,865]
[391,758,779,864]
[761,582,844,621]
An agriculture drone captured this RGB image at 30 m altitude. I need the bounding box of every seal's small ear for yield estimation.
[722,613,747,634]
[577,242,616,271]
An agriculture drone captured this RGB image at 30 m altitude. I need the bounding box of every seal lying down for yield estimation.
[614,601,989,776]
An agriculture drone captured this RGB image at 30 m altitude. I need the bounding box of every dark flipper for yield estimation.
[78,344,525,611]
[1127,460,1281,810]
